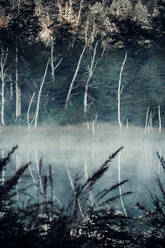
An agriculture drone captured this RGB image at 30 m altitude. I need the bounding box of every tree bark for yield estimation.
[0,47,8,126]
[158,105,161,133]
[50,37,55,81]
[34,59,50,128]
[50,36,63,81]
[65,43,86,109]
[118,51,127,133]
[84,41,98,116]
[118,153,127,217]
[144,106,150,134]
[27,92,35,128]
[15,45,21,120]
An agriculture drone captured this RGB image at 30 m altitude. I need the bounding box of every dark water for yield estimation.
[0,124,164,216]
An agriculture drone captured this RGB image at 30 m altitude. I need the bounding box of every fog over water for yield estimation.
[0,123,164,214]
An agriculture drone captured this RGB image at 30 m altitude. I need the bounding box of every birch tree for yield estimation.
[34,58,50,128]
[50,37,63,81]
[15,45,21,120]
[65,43,87,109]
[117,153,127,217]
[0,47,8,125]
[144,106,150,134]
[45,12,63,81]
[84,41,98,116]
[158,105,161,133]
[117,51,127,132]
[27,92,35,128]
[117,52,127,216]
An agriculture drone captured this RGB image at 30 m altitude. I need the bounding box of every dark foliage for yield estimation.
[135,152,165,248]
[1,146,165,248]
[0,146,135,248]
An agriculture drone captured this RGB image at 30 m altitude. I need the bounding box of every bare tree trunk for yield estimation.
[10,82,13,100]
[118,153,127,217]
[148,111,154,133]
[27,92,35,128]
[1,81,5,125]
[50,36,63,81]
[84,41,98,116]
[77,0,83,24]
[65,43,86,109]
[15,82,21,118]
[118,52,127,133]
[15,45,21,119]
[26,139,36,183]
[0,47,8,126]
[117,52,127,216]
[84,157,88,180]
[144,144,149,171]
[35,148,44,195]
[144,106,149,134]
[126,118,128,130]
[34,59,50,128]
[91,114,97,137]
[158,105,161,133]
[50,37,55,81]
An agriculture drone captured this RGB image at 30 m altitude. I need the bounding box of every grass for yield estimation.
[0,138,165,247]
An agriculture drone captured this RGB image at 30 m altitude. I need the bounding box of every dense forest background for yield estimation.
[0,0,165,126]
[1,2,165,247]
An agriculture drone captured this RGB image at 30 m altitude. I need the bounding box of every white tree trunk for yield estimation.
[10,82,13,100]
[148,111,153,133]
[65,43,86,109]
[118,51,127,133]
[118,153,127,217]
[117,52,127,217]
[77,0,83,24]
[34,59,50,128]
[27,92,35,128]
[15,45,21,119]
[158,105,161,133]
[84,41,98,116]
[144,106,150,134]
[0,47,8,125]
[16,83,21,118]
[84,82,88,116]
[50,37,63,81]
[126,118,128,129]
[1,77,5,125]
[35,148,44,195]
[50,37,55,81]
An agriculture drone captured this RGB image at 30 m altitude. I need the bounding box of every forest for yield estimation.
[0,0,164,126]
[0,0,165,247]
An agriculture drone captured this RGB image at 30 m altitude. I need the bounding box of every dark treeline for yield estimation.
[0,0,165,126]
[0,42,165,126]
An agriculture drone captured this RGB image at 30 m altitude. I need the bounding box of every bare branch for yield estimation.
[65,43,87,109]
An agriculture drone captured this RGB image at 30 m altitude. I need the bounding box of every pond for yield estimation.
[0,123,164,216]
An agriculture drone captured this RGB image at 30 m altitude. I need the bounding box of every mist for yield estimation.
[0,123,164,215]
